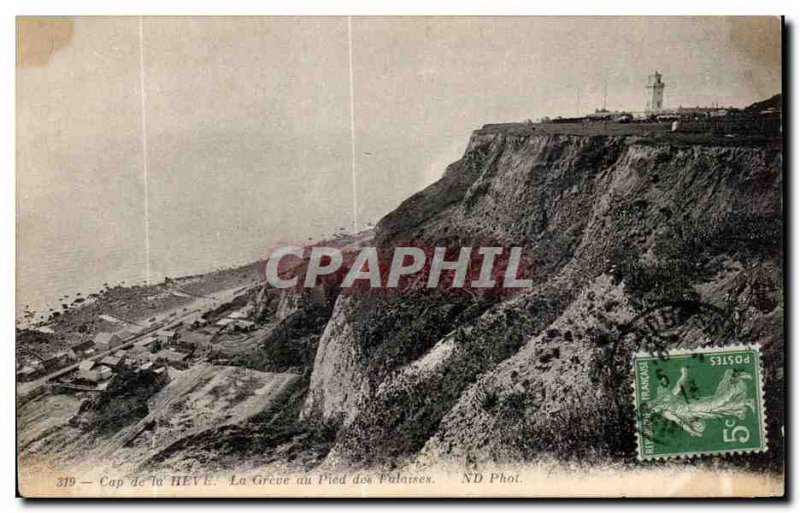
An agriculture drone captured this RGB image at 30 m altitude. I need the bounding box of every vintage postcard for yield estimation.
[16,16,784,498]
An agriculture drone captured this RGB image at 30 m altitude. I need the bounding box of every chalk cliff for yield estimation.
[298,121,783,470]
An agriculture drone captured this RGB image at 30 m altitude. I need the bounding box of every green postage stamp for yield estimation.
[632,345,767,460]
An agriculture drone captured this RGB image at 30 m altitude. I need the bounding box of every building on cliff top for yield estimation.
[646,71,665,114]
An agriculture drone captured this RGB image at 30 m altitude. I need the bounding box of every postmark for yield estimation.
[632,345,767,460]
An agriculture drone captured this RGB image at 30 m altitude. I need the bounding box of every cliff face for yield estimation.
[298,128,783,468]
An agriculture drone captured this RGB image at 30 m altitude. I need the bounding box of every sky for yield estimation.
[16,16,782,315]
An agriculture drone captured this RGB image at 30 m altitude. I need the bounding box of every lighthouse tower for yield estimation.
[646,71,665,113]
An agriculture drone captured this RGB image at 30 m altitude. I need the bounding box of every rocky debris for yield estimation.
[322,284,571,467]
[300,294,373,427]
[301,288,498,431]
[233,289,333,373]
[70,367,170,435]
[419,274,636,464]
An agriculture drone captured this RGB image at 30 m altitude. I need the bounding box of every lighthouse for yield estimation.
[646,71,665,113]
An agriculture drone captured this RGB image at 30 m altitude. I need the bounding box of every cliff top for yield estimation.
[477,95,782,147]
[475,120,780,148]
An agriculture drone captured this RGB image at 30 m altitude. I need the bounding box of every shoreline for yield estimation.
[15,259,264,365]
[15,231,370,364]
[17,256,265,327]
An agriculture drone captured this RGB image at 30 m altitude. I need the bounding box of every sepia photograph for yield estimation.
[13,13,785,498]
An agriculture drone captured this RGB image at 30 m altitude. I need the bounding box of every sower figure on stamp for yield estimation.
[650,367,757,438]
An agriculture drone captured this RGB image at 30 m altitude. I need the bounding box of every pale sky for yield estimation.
[16,16,781,313]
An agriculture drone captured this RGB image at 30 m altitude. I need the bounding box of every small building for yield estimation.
[126,345,151,365]
[98,366,113,380]
[140,334,160,350]
[94,332,123,352]
[41,351,71,372]
[69,339,95,359]
[83,365,113,383]
[153,349,190,370]
[100,355,124,370]
[127,325,145,335]
[157,329,178,344]
[171,331,207,352]
[587,109,614,121]
[78,360,97,381]
[112,348,133,367]
[16,364,44,382]
[116,329,135,342]
[78,360,95,372]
